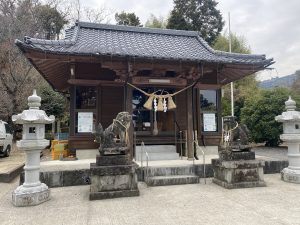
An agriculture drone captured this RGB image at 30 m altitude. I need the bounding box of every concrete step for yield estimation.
[135,145,179,161]
[136,145,176,153]
[135,152,179,161]
[146,175,199,186]
[145,166,195,176]
[0,163,24,183]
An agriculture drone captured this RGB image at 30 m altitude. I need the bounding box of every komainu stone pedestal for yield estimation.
[212,151,266,189]
[89,154,139,200]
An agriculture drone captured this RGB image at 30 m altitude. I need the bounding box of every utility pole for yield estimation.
[229,12,234,117]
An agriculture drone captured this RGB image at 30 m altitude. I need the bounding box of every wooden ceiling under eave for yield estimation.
[29,58,70,91]
[218,63,266,85]
[23,49,81,92]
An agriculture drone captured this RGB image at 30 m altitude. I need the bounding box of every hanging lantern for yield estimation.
[143,94,154,110]
[168,96,176,110]
[157,96,164,111]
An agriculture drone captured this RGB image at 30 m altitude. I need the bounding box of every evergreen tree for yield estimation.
[38,83,66,120]
[167,0,224,45]
[35,4,68,40]
[115,11,141,26]
[145,14,167,28]
[292,70,300,93]
[241,88,300,146]
[213,33,255,120]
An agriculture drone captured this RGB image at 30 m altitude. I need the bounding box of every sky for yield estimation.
[81,0,300,81]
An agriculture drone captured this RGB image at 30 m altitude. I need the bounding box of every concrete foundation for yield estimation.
[76,149,98,160]
[211,158,266,189]
[89,154,139,200]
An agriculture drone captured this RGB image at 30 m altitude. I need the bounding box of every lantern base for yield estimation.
[281,167,300,184]
[12,183,50,207]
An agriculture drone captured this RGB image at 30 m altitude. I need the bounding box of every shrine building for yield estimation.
[15,21,273,159]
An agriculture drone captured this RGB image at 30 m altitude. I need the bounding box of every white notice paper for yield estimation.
[78,112,93,133]
[203,113,216,131]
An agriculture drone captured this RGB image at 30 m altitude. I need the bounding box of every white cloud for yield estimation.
[217,0,300,79]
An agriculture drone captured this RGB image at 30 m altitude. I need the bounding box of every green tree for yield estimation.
[145,14,167,28]
[292,70,300,93]
[0,0,68,122]
[34,4,68,40]
[241,87,300,146]
[167,0,224,45]
[214,33,255,120]
[38,83,66,120]
[115,11,141,26]
[214,33,251,54]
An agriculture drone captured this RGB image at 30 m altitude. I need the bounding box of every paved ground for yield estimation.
[0,145,293,224]
[1,174,300,225]
[0,144,25,174]
[253,146,288,160]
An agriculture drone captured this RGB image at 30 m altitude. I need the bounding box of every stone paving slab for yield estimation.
[1,174,300,225]
[0,145,25,182]
[40,159,95,172]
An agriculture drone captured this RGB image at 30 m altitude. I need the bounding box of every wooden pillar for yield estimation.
[186,88,194,160]
[125,84,134,160]
[69,86,75,136]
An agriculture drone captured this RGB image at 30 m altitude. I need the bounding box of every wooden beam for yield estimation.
[67,79,125,86]
[132,76,187,87]
[195,83,222,90]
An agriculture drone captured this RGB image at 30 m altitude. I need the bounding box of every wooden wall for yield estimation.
[100,86,124,128]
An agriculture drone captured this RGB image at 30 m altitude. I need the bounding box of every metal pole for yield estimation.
[184,130,188,157]
[141,141,144,168]
[180,131,183,160]
[134,132,136,161]
[174,121,177,152]
[229,12,234,117]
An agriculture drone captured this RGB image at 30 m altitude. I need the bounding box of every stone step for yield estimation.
[146,175,199,186]
[135,145,177,153]
[135,145,179,161]
[135,152,179,161]
[145,166,195,176]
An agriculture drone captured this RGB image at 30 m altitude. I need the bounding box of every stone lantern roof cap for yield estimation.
[12,90,55,124]
[285,96,296,111]
[275,96,300,122]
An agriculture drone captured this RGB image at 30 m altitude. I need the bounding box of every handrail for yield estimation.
[134,132,137,161]
[174,120,181,132]
[140,141,150,182]
[145,151,149,180]
[174,120,185,159]
[180,131,183,159]
[193,130,206,184]
[140,141,145,167]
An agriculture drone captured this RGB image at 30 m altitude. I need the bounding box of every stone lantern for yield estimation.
[275,96,300,183]
[12,90,55,206]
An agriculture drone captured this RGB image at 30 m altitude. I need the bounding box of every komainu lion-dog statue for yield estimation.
[94,112,132,155]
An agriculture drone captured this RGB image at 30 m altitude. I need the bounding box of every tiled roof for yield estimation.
[16,21,273,66]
